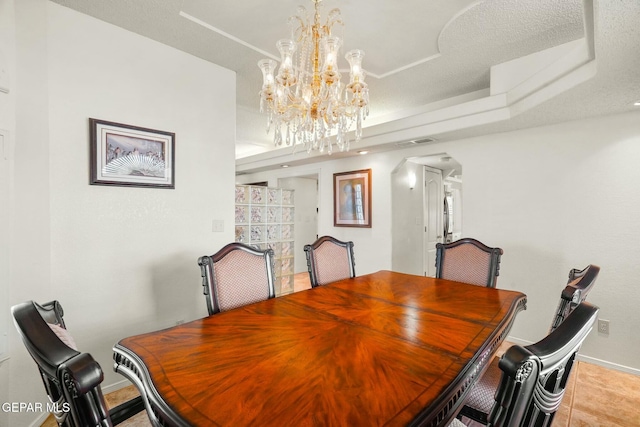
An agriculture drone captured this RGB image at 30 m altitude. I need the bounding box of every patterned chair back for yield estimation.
[304,236,355,287]
[198,242,276,315]
[435,238,503,287]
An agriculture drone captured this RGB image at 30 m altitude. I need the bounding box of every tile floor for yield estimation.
[293,271,312,292]
[556,360,640,426]
[43,273,640,426]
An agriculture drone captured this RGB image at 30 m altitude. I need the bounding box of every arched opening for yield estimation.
[391,153,462,276]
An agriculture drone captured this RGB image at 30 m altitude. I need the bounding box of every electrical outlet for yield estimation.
[598,319,609,335]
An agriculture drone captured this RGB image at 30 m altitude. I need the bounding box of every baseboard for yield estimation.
[507,335,640,377]
[577,354,640,376]
[504,335,532,347]
[28,412,49,427]
[101,378,135,395]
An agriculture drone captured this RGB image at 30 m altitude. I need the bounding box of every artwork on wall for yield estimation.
[89,118,175,188]
[333,169,372,228]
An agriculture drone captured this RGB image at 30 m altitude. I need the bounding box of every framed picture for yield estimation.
[89,118,175,189]
[333,169,372,228]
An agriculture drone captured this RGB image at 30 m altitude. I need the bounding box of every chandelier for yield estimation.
[258,0,369,154]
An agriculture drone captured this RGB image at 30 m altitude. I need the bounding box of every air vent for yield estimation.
[394,137,437,147]
[411,137,436,144]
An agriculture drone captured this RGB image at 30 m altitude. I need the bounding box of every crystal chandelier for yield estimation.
[258,0,369,154]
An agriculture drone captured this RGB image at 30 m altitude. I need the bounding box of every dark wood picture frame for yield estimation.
[89,118,175,189]
[333,169,372,228]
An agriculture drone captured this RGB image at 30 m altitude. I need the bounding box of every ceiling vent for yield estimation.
[411,137,437,144]
[394,137,437,147]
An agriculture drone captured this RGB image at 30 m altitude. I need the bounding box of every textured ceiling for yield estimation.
[50,0,640,166]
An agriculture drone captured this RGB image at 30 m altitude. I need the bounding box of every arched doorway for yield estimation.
[391,154,462,276]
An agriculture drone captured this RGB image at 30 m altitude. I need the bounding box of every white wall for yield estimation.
[5,2,237,425]
[391,160,425,275]
[277,177,318,274]
[0,0,15,421]
[239,110,640,374]
[5,0,52,425]
[452,111,640,372]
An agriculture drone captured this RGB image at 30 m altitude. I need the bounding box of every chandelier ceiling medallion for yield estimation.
[258,0,369,154]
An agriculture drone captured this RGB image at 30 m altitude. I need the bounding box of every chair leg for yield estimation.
[109,396,145,425]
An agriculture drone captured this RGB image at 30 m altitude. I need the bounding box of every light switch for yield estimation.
[0,50,9,94]
[0,333,7,363]
[0,130,8,161]
[212,219,224,232]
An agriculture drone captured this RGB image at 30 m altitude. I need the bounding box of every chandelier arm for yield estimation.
[325,8,343,32]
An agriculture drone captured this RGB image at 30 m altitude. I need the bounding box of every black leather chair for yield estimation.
[549,264,600,331]
[12,300,144,426]
[304,235,356,287]
[458,264,600,424]
[451,301,599,427]
[198,242,276,315]
[435,238,503,287]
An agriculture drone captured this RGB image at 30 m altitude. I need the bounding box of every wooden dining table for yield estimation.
[113,270,526,427]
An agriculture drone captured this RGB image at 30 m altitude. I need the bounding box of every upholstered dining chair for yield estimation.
[451,301,599,427]
[198,242,276,315]
[458,264,600,424]
[304,235,356,287]
[549,264,600,331]
[12,300,145,427]
[435,238,503,287]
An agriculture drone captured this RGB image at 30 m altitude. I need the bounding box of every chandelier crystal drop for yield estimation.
[258,0,369,154]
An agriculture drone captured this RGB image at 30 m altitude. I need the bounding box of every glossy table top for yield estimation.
[114,270,526,426]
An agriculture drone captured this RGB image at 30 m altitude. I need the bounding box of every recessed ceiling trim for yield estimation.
[437,0,486,49]
[179,9,446,80]
[375,54,442,79]
[179,11,279,61]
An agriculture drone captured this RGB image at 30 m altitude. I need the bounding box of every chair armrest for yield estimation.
[526,302,598,370]
[59,352,104,395]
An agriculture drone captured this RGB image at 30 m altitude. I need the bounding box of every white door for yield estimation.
[424,166,443,276]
